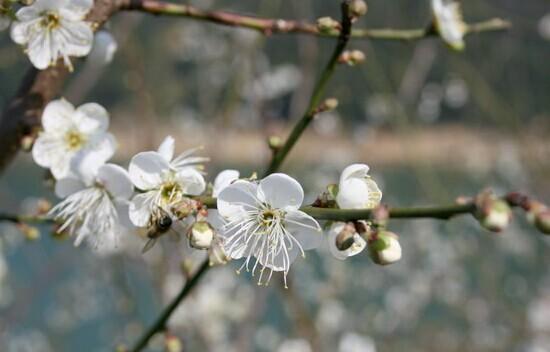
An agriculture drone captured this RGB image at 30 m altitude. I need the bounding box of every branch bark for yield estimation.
[126,0,510,41]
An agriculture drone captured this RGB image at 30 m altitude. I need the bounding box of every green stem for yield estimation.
[129,259,210,352]
[126,1,510,41]
[264,1,353,176]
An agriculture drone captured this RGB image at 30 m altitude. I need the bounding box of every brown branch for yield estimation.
[125,0,510,40]
[0,0,131,174]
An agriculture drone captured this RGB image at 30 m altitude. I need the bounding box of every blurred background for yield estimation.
[0,0,549,351]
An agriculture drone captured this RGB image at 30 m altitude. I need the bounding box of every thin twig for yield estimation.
[264,1,354,176]
[126,0,510,41]
[129,259,210,352]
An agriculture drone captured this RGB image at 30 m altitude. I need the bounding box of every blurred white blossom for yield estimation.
[431,0,466,50]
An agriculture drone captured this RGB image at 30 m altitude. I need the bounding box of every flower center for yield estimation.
[160,181,182,202]
[41,11,61,30]
[64,130,86,150]
[258,208,283,230]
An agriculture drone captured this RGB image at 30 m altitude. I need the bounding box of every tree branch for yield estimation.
[264,1,354,176]
[129,259,210,352]
[126,0,510,41]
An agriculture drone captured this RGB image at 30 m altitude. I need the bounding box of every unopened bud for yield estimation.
[534,209,550,235]
[475,192,512,232]
[268,135,283,150]
[348,0,368,18]
[324,97,339,111]
[189,221,214,249]
[371,205,389,226]
[20,135,36,152]
[317,17,340,32]
[525,200,547,224]
[339,50,366,66]
[35,199,52,215]
[115,345,128,352]
[17,223,40,241]
[208,237,230,266]
[165,333,183,352]
[368,230,401,265]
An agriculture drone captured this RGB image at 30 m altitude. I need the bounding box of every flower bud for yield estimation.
[534,209,550,235]
[348,0,368,18]
[476,198,512,232]
[367,230,401,265]
[317,17,340,32]
[268,135,283,150]
[165,333,183,352]
[17,223,40,241]
[322,98,339,111]
[208,237,230,266]
[189,221,214,250]
[20,134,35,152]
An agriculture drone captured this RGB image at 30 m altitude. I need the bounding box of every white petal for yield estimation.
[379,237,402,263]
[56,20,93,57]
[61,0,93,19]
[176,168,206,195]
[13,6,40,23]
[128,151,169,190]
[340,163,369,183]
[212,169,240,197]
[336,178,370,209]
[27,29,55,69]
[206,209,224,231]
[258,173,304,210]
[31,134,62,169]
[129,192,155,227]
[41,99,75,133]
[75,102,109,134]
[217,180,259,220]
[70,133,117,182]
[96,164,133,200]
[54,177,86,198]
[157,136,175,162]
[285,210,322,250]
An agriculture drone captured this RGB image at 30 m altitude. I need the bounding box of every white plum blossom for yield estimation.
[213,169,240,197]
[336,164,382,209]
[431,0,467,50]
[217,173,322,286]
[10,0,94,70]
[128,145,206,227]
[32,99,116,180]
[50,163,134,248]
[327,222,367,260]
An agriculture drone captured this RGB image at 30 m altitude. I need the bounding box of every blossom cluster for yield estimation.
[30,97,400,285]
